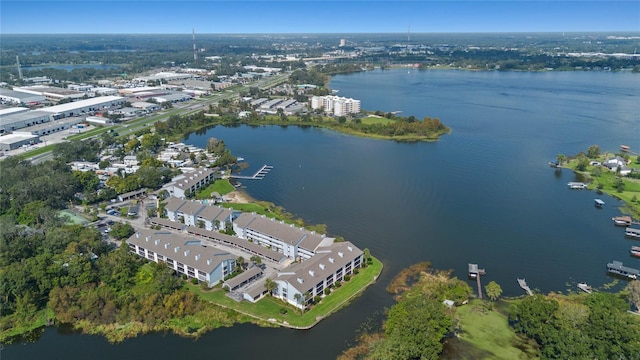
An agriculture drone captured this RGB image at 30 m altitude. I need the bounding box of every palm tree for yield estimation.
[294,292,305,313]
[264,278,277,295]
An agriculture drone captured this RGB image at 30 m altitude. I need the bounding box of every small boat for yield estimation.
[630,246,640,258]
[613,216,632,226]
[567,182,587,189]
[625,227,640,239]
[549,161,560,168]
[577,283,592,294]
[594,199,605,207]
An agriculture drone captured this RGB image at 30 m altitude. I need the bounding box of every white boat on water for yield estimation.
[577,283,592,294]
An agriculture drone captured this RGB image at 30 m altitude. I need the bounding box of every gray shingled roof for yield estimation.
[127,229,234,273]
[164,197,187,213]
[176,200,205,216]
[236,213,326,247]
[277,241,363,293]
[149,217,186,230]
[186,226,287,263]
[223,266,263,290]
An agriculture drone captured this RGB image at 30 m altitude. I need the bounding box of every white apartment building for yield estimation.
[310,95,361,116]
[127,229,236,287]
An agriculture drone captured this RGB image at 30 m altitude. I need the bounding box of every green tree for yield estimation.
[264,278,277,295]
[380,294,451,360]
[556,153,566,166]
[484,281,503,301]
[586,144,601,158]
[627,280,640,312]
[109,222,134,240]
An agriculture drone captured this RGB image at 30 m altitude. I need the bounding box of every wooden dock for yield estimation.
[517,278,533,296]
[229,165,273,180]
[468,263,486,299]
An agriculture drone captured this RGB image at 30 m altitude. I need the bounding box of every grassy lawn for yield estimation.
[566,154,640,217]
[358,116,394,125]
[452,299,539,359]
[195,179,235,199]
[186,256,383,328]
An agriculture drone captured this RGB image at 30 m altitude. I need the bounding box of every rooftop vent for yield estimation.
[184,250,190,256]
[297,278,304,284]
[195,254,201,261]
[319,263,325,270]
[329,257,334,263]
[164,243,170,249]
[338,251,343,258]
[145,236,150,242]
[174,246,180,253]
[309,270,315,276]
[135,233,140,238]
[207,259,212,265]
[347,245,353,251]
[154,239,160,246]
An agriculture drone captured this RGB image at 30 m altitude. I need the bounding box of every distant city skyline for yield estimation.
[1,1,639,34]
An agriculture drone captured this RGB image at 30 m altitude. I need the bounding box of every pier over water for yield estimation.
[229,164,273,180]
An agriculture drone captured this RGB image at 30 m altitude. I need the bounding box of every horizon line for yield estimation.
[4,30,640,35]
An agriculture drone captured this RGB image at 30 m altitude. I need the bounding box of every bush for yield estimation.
[191,278,198,285]
[335,281,342,288]
[344,274,351,282]
[324,288,331,295]
[279,308,288,315]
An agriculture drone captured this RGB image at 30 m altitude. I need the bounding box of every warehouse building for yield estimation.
[0,88,47,106]
[39,96,125,119]
[0,132,40,151]
[0,110,53,134]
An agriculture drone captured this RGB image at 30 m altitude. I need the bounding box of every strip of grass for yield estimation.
[186,256,382,328]
[453,299,538,359]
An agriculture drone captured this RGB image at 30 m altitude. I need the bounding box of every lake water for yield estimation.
[4,69,639,359]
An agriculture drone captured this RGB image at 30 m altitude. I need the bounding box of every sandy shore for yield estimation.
[224,190,253,204]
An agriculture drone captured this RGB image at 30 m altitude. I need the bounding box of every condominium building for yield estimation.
[163,168,216,199]
[164,197,235,231]
[310,95,361,116]
[233,213,334,261]
[273,241,363,308]
[127,229,236,286]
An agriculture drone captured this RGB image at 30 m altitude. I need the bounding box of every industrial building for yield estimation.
[13,86,85,103]
[0,110,53,134]
[0,132,40,151]
[0,88,47,106]
[39,96,125,118]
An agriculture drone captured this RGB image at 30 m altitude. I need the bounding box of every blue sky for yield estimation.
[1,1,639,34]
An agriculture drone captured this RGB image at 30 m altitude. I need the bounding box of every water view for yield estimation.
[4,69,639,359]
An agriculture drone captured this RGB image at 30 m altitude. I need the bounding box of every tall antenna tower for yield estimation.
[192,29,198,65]
[16,55,23,80]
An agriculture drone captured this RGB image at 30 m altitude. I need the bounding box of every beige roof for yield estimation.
[127,229,234,274]
[278,241,363,293]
